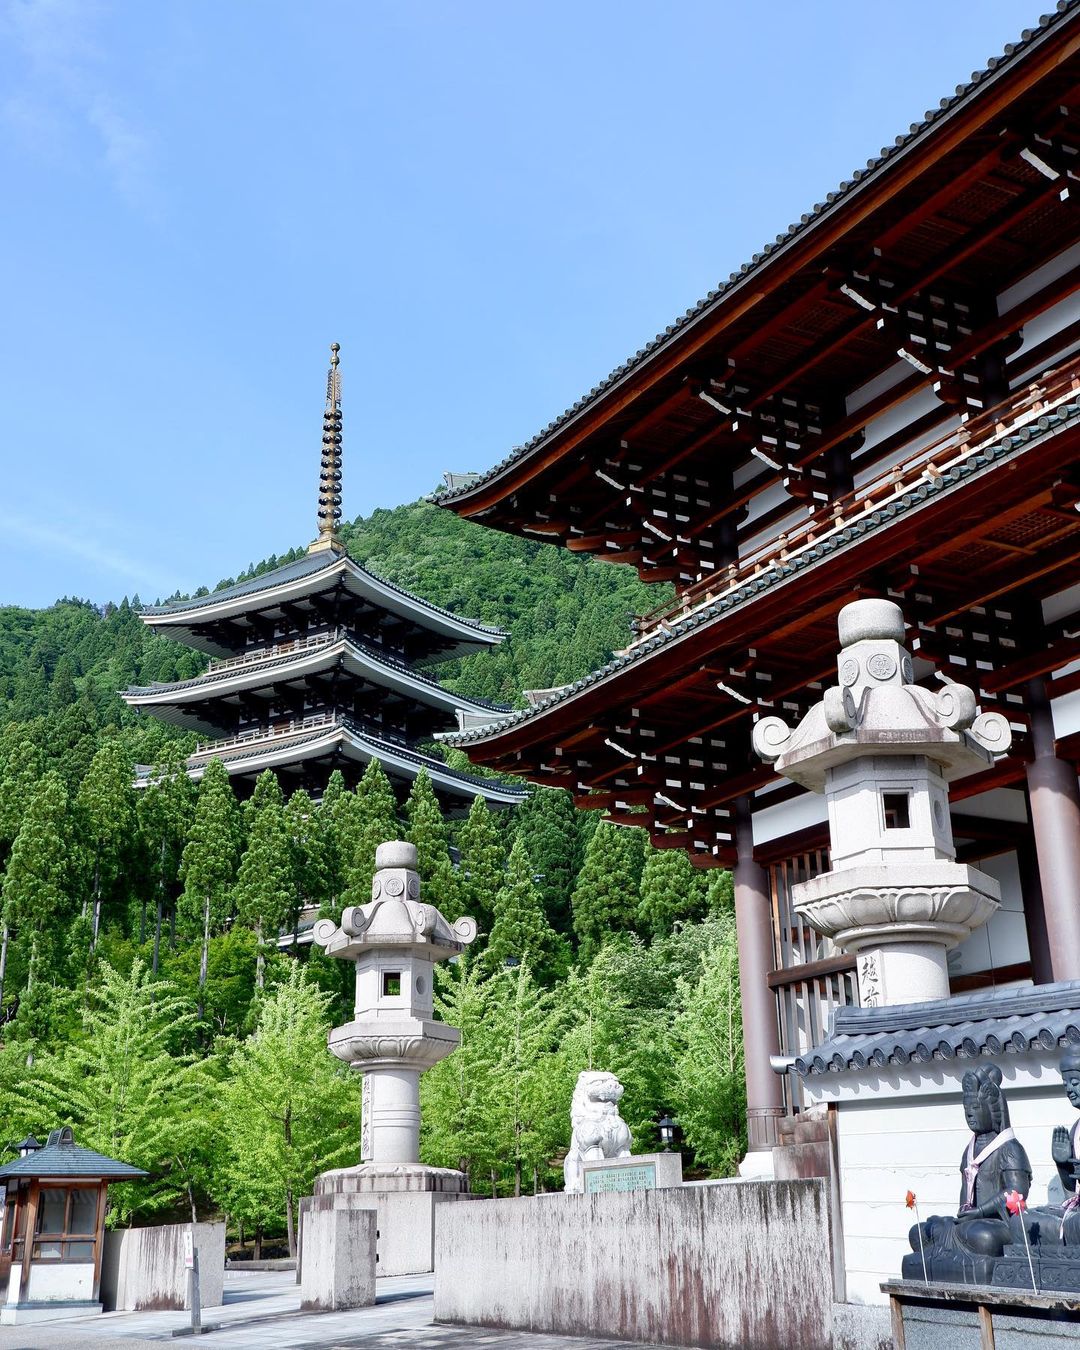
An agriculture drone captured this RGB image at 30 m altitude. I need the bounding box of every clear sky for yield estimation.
[0,0,1044,608]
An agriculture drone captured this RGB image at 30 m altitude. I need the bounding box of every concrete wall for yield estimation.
[100,1222,225,1312]
[434,1180,832,1350]
[299,1206,375,1312]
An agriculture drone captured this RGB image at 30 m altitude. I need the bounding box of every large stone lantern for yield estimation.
[752,598,1011,1006]
[306,840,477,1275]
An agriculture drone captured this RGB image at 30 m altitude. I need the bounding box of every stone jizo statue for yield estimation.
[563,1071,632,1193]
[903,1065,1031,1285]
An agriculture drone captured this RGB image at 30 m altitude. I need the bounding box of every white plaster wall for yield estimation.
[804,1054,1071,1305]
[26,1263,95,1302]
[752,787,828,846]
[949,850,1029,980]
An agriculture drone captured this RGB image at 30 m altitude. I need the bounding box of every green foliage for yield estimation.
[485,837,564,981]
[235,772,293,987]
[512,787,578,935]
[571,821,646,961]
[406,768,458,917]
[341,758,400,908]
[216,964,358,1254]
[25,959,209,1223]
[670,913,746,1174]
[456,795,506,932]
[637,845,708,940]
[2,771,74,980]
[179,759,241,938]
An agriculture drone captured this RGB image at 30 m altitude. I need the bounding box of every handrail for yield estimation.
[192,712,337,757]
[633,357,1080,639]
[206,629,342,674]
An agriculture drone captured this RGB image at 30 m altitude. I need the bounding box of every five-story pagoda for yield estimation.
[123,345,523,809]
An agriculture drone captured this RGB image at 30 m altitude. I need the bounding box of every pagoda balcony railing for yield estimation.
[206,629,344,674]
[634,356,1080,638]
[191,711,338,757]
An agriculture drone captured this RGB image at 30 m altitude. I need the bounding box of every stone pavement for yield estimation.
[0,1269,669,1350]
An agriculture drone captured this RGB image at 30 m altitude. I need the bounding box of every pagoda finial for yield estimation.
[311,342,344,554]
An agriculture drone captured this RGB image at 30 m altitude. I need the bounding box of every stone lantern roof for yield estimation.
[753,598,1011,791]
[312,841,477,962]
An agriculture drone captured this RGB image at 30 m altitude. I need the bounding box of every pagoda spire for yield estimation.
[310,342,344,554]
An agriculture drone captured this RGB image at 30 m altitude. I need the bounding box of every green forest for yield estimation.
[0,499,743,1254]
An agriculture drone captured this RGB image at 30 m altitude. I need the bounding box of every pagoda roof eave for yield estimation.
[121,635,511,723]
[444,399,1080,762]
[182,719,526,806]
[433,4,1080,520]
[143,551,506,656]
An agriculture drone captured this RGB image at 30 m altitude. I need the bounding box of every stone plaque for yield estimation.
[584,1161,657,1193]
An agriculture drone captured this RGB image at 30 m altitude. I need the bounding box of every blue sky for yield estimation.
[0,0,1043,607]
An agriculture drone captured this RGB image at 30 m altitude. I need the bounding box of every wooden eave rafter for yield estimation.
[444,32,1080,526]
[454,419,1080,812]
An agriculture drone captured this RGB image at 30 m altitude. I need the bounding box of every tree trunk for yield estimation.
[197,895,210,1020]
[514,1158,521,1198]
[255,917,265,990]
[254,1225,262,1261]
[0,924,9,1012]
[152,899,163,975]
[285,1186,296,1259]
[490,1169,498,1199]
[90,861,102,952]
[188,1180,197,1225]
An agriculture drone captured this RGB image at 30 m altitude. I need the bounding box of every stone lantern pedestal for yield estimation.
[303,841,478,1276]
[753,598,1011,1006]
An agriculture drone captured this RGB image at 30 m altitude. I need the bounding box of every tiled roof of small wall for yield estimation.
[143,551,506,637]
[795,980,1080,1077]
[435,2,1079,507]
[445,401,1080,747]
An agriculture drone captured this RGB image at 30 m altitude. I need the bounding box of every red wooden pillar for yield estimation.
[734,797,785,1159]
[1025,678,1080,981]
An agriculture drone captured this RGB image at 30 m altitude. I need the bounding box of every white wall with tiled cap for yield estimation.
[803,1051,1070,1305]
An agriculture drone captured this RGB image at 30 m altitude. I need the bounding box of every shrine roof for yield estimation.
[436,2,1079,514]
[794,979,1080,1077]
[123,633,511,721]
[444,398,1080,752]
[141,549,505,656]
[181,718,526,805]
[0,1134,147,1181]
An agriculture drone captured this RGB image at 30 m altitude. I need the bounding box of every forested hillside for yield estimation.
[0,499,743,1252]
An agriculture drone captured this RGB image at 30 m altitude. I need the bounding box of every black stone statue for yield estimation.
[902,1064,1032,1286]
[1000,1049,1080,1250]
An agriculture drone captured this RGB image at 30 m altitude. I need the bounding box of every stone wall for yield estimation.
[100,1222,225,1312]
[434,1179,832,1350]
[299,1206,376,1312]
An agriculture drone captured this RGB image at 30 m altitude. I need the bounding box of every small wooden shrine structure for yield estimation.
[0,1128,145,1325]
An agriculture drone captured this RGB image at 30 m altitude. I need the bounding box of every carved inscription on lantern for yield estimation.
[361,1073,373,1161]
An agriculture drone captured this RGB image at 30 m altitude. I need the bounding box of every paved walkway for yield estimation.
[0,1270,668,1350]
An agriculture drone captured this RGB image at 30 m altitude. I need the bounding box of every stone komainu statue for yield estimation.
[563,1070,633,1193]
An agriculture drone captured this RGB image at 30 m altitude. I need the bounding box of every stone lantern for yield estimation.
[752,598,1011,1006]
[307,839,477,1275]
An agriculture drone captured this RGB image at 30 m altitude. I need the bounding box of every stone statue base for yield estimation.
[301,1164,472,1278]
[902,1242,997,1288]
[992,1247,1080,1295]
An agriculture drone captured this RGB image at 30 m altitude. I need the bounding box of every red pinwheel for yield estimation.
[1005,1190,1027,1216]
[905,1190,917,1210]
